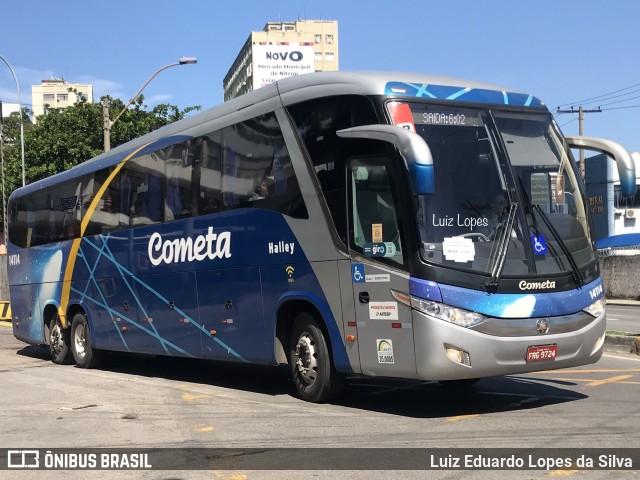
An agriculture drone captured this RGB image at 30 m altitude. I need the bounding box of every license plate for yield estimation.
[526,344,557,362]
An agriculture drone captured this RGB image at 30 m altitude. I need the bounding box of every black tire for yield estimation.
[70,313,104,368]
[289,313,344,403]
[49,315,73,365]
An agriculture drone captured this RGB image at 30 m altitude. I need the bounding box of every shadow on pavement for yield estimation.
[13,343,587,419]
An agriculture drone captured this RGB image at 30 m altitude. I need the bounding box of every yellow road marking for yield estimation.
[544,376,640,385]
[549,470,579,477]
[213,472,247,480]
[182,391,212,403]
[446,414,480,422]
[584,375,633,387]
[194,425,214,432]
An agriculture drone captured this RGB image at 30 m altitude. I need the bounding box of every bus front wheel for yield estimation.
[70,313,104,368]
[49,316,73,365]
[289,313,344,403]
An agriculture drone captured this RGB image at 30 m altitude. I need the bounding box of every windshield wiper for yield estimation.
[532,203,584,286]
[516,175,583,286]
[485,201,517,292]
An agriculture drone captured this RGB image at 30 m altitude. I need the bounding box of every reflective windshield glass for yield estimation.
[403,103,528,275]
[388,102,596,278]
[493,111,596,274]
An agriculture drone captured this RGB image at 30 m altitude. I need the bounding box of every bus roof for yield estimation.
[11,71,545,199]
[276,71,544,109]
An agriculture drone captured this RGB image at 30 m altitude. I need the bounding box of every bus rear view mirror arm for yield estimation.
[337,125,435,194]
[565,135,637,197]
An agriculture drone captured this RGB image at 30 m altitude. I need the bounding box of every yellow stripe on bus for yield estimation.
[57,143,150,327]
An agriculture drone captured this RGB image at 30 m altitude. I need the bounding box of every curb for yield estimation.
[604,334,640,354]
[606,299,640,306]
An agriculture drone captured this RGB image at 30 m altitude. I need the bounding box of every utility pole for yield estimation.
[102,99,111,152]
[556,106,602,179]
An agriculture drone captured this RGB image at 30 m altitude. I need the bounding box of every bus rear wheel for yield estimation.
[70,313,104,368]
[289,313,344,403]
[49,316,73,365]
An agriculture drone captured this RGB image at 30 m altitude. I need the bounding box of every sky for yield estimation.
[1,0,639,153]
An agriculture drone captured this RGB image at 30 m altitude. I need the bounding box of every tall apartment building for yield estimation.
[31,79,94,118]
[224,19,339,101]
[0,102,20,119]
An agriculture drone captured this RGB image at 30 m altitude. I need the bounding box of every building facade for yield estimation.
[585,152,640,245]
[31,79,94,119]
[0,102,20,119]
[223,20,339,101]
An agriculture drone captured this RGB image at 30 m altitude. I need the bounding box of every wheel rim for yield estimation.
[50,322,65,356]
[73,323,87,359]
[294,331,318,385]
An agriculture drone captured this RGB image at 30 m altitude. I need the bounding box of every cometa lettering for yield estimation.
[148,227,231,266]
[519,280,556,290]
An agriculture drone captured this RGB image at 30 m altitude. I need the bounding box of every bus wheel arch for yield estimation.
[69,309,104,369]
[44,305,73,365]
[276,300,335,365]
[276,300,345,403]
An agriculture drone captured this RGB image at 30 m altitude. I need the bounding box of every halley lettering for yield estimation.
[518,280,556,290]
[148,227,231,266]
[268,241,296,255]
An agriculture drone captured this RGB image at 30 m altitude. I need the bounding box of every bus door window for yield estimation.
[198,132,222,215]
[348,158,404,266]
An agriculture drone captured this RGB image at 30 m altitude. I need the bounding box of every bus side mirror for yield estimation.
[336,124,435,194]
[565,135,637,197]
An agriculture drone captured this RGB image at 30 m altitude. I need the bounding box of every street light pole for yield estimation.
[103,56,197,152]
[0,54,26,186]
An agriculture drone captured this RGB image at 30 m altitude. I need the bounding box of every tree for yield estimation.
[0,95,200,231]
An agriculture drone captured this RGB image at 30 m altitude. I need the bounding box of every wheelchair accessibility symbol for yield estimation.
[352,264,365,283]
[530,234,548,255]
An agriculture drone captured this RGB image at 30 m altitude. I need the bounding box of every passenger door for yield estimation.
[347,157,417,378]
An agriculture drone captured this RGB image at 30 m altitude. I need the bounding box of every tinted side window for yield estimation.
[9,175,94,247]
[221,112,306,218]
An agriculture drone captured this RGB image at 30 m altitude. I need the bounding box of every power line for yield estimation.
[581,87,640,109]
[601,104,640,111]
[559,117,578,128]
[556,106,602,178]
[598,93,640,108]
[556,82,640,109]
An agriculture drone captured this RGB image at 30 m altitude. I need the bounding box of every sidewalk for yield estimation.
[606,298,640,306]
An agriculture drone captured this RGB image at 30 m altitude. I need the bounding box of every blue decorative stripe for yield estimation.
[79,235,247,362]
[409,277,604,318]
[385,82,545,108]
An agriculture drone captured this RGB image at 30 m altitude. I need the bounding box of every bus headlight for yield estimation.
[583,298,605,318]
[411,297,486,328]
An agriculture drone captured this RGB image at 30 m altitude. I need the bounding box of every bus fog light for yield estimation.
[445,345,471,366]
[591,331,606,356]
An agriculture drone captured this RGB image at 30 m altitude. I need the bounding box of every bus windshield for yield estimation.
[395,102,596,278]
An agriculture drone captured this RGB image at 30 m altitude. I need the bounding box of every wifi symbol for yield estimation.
[285,266,295,277]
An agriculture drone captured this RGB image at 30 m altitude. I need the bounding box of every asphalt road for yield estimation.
[0,323,639,480]
[606,303,640,334]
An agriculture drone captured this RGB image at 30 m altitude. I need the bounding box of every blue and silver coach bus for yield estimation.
[7,72,637,402]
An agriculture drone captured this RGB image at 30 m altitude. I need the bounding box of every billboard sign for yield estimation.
[252,43,314,89]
